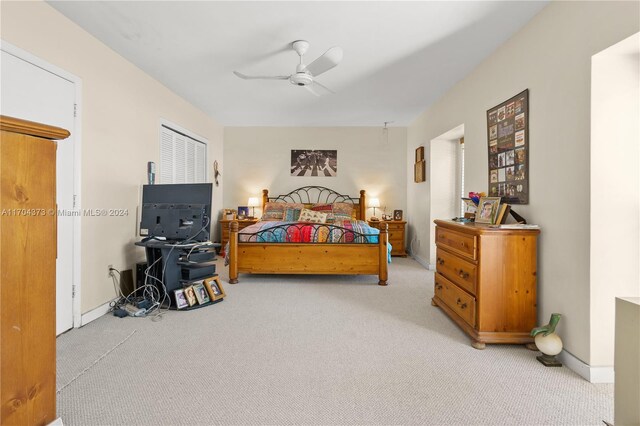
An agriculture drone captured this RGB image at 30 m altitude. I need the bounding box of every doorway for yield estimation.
[589,32,640,368]
[429,124,465,267]
[1,41,81,335]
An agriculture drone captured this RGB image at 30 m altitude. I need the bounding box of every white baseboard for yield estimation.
[411,253,432,270]
[79,300,114,327]
[558,350,614,383]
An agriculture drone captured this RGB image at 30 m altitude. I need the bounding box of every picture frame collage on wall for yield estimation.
[174,276,226,310]
[487,89,529,204]
[414,146,426,183]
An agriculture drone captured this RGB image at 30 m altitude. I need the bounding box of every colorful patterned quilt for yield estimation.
[238,220,380,244]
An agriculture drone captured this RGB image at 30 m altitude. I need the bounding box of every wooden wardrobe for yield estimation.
[1,115,69,425]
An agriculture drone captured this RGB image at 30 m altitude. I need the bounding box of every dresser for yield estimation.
[1,116,69,425]
[220,218,259,254]
[432,220,539,349]
[368,220,407,256]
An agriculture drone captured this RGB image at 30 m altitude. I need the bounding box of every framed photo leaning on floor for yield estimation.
[204,276,226,301]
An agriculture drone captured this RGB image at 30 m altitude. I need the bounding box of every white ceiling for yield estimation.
[48,1,548,127]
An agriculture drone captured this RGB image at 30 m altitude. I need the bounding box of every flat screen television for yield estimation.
[140,183,212,242]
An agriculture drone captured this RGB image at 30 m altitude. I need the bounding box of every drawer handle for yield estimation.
[458,269,470,279]
[435,284,442,290]
[437,258,444,265]
[456,298,468,309]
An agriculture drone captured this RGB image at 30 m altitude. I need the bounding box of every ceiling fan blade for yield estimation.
[304,85,321,97]
[304,81,335,97]
[304,46,343,77]
[312,80,335,94]
[233,71,289,80]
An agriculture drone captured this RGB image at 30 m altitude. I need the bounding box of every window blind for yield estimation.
[159,125,206,184]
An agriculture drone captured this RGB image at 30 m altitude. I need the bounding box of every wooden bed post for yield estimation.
[359,190,366,221]
[228,221,239,284]
[262,189,269,211]
[378,222,388,286]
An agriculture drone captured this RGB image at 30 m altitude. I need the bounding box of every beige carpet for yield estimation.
[56,258,613,425]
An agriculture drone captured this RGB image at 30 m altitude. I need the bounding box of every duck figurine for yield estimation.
[530,313,563,367]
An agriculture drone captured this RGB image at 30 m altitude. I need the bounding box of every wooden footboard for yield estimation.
[228,221,388,285]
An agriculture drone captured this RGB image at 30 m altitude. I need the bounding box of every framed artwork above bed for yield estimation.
[291,149,337,177]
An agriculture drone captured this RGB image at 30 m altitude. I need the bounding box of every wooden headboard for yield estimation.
[261,186,366,220]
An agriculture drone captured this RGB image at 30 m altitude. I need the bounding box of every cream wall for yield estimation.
[406,1,639,366]
[590,33,640,367]
[1,1,224,313]
[223,127,407,222]
[429,139,459,266]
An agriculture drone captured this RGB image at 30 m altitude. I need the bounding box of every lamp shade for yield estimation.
[248,197,260,207]
[369,198,380,208]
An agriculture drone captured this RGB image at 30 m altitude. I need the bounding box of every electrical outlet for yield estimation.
[108,264,114,278]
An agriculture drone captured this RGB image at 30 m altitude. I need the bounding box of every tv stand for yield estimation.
[135,240,219,308]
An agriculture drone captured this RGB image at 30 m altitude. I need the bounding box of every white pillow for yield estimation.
[298,208,328,223]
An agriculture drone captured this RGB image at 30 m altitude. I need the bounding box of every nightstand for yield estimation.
[368,220,407,257]
[220,218,259,254]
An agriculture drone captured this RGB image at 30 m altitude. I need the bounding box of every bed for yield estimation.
[227,186,389,285]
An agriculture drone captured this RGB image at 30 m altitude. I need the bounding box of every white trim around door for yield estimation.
[1,39,83,330]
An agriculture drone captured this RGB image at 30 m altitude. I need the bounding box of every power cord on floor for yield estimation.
[109,216,212,321]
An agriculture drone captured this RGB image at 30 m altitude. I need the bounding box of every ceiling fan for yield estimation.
[233,40,343,96]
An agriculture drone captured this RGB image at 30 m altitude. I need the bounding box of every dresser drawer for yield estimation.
[389,233,403,246]
[436,226,477,260]
[387,223,404,231]
[435,273,476,328]
[435,248,477,295]
[389,239,404,252]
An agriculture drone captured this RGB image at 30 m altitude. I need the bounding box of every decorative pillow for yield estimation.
[332,202,354,220]
[311,203,335,222]
[262,202,285,221]
[298,208,328,223]
[285,202,305,210]
[311,203,333,213]
[284,207,302,222]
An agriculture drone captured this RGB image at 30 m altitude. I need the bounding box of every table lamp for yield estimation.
[248,197,260,218]
[369,198,380,221]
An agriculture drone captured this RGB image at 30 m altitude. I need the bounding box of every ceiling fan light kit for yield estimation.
[290,73,313,87]
[234,40,343,96]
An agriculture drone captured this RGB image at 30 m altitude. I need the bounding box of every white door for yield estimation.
[1,49,76,335]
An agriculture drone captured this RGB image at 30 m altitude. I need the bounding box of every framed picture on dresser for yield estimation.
[475,197,501,224]
[237,206,249,218]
